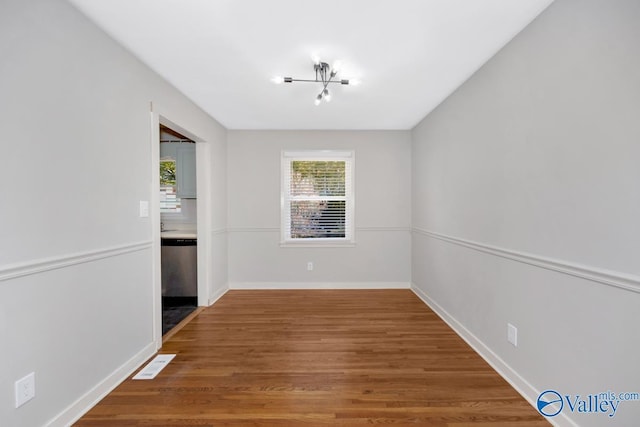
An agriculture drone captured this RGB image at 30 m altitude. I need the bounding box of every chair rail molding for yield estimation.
[412,228,639,294]
[0,241,153,283]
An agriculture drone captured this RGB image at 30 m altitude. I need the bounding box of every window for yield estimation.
[281,150,354,244]
[160,159,181,213]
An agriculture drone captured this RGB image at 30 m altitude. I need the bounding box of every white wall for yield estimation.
[227,130,411,288]
[0,0,227,425]
[411,0,640,425]
[5,0,638,426]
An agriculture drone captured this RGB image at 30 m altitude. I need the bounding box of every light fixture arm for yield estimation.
[315,62,333,101]
[283,78,349,84]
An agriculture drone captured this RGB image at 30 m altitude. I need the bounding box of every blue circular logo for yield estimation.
[537,390,563,417]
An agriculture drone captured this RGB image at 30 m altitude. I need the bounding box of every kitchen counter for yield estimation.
[161,230,197,239]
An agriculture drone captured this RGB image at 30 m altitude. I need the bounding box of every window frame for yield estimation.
[280,150,355,247]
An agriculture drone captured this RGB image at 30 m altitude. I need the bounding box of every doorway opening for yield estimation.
[159,124,197,335]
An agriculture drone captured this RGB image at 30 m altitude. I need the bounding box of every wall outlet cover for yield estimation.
[15,372,35,408]
[507,323,518,347]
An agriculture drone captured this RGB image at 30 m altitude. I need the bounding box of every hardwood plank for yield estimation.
[75,290,549,426]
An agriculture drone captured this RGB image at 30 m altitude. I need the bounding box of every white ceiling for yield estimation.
[68,0,554,130]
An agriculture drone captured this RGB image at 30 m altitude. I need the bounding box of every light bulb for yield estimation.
[332,60,342,73]
[271,76,284,84]
[311,54,321,65]
[323,88,331,102]
[315,93,323,106]
[350,78,361,86]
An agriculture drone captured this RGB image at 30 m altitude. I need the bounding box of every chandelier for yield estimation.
[272,59,356,105]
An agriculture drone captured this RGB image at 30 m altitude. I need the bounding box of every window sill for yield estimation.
[280,240,356,248]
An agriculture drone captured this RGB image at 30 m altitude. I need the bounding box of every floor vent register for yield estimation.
[132,354,176,380]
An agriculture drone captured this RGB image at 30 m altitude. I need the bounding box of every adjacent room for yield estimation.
[1,0,638,426]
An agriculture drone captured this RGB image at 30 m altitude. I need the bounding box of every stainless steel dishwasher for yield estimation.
[161,238,197,297]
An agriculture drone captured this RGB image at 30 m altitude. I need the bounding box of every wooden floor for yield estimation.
[75,290,548,426]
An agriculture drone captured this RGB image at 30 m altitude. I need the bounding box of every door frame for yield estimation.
[149,104,213,349]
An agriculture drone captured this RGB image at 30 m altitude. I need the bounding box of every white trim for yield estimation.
[153,109,217,340]
[229,282,411,290]
[412,228,640,294]
[282,149,354,160]
[211,228,227,236]
[410,284,577,427]
[208,285,229,306]
[281,149,355,245]
[227,226,410,233]
[357,226,411,232]
[151,111,163,349]
[226,226,408,248]
[194,141,210,309]
[279,241,356,248]
[0,241,153,283]
[45,342,157,427]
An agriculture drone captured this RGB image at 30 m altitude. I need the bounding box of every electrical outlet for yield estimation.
[507,323,518,347]
[15,372,35,408]
[307,262,313,271]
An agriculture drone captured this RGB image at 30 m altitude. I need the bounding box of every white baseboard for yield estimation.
[229,281,411,290]
[46,342,157,427]
[410,284,578,427]
[208,285,229,305]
